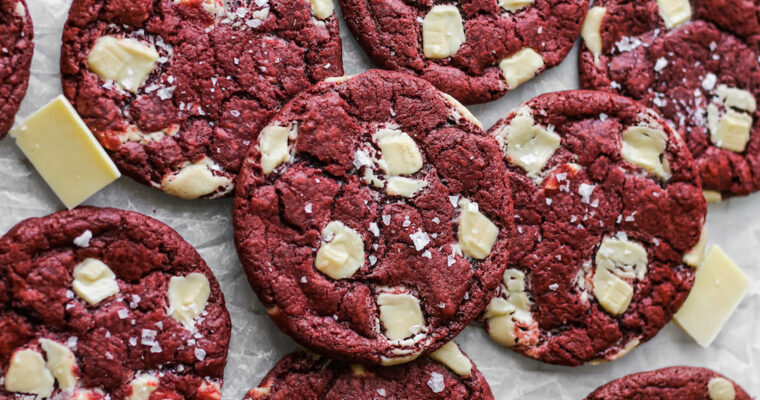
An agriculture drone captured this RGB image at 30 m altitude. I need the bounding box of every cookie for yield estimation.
[0,207,231,399]
[233,69,514,365]
[338,0,588,105]
[586,366,752,400]
[60,0,343,199]
[578,0,760,197]
[245,342,493,399]
[484,90,706,366]
[0,0,33,139]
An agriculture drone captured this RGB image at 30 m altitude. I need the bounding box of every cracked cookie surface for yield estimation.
[233,69,514,365]
[0,207,231,399]
[484,90,706,366]
[60,0,343,199]
[0,0,33,139]
[338,0,588,105]
[579,0,760,197]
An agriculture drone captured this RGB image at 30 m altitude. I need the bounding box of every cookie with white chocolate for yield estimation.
[233,69,514,365]
[244,342,494,399]
[484,90,706,366]
[60,0,343,199]
[0,0,33,139]
[585,366,752,400]
[579,0,760,197]
[0,207,231,399]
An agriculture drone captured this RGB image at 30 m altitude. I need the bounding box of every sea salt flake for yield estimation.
[382,215,391,226]
[377,388,386,397]
[409,229,430,251]
[427,372,445,393]
[142,329,157,346]
[74,230,93,247]
[654,57,668,72]
[304,203,312,214]
[195,348,207,361]
[369,222,380,237]
[448,195,460,208]
[578,183,596,203]
[118,309,129,319]
[549,283,559,290]
[702,73,717,91]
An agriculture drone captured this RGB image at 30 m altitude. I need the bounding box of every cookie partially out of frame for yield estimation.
[234,69,514,365]
[483,90,706,366]
[60,0,343,199]
[0,207,231,399]
[0,0,33,139]
[579,0,760,198]
[245,343,493,399]
[586,366,752,400]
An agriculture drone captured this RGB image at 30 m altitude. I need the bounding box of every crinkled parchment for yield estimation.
[0,1,758,398]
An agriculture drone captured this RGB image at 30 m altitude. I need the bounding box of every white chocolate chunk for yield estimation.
[485,268,535,347]
[374,129,423,176]
[716,85,757,113]
[621,125,671,179]
[315,221,364,280]
[708,377,736,400]
[592,266,634,315]
[499,0,533,12]
[485,310,517,347]
[596,237,648,280]
[259,125,294,175]
[656,0,691,29]
[309,0,334,19]
[168,273,211,328]
[703,190,722,203]
[422,5,466,59]
[496,106,561,178]
[380,351,422,366]
[581,7,606,61]
[88,36,159,93]
[457,198,499,260]
[127,374,160,400]
[430,342,472,377]
[4,349,55,398]
[161,158,233,199]
[378,292,425,340]
[72,258,120,306]
[711,109,752,153]
[674,245,750,347]
[499,48,544,89]
[683,227,707,268]
[386,177,428,198]
[440,92,483,129]
[14,1,25,17]
[39,339,78,390]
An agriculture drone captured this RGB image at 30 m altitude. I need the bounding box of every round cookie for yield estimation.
[60,0,343,199]
[0,0,33,139]
[233,69,514,365]
[245,342,494,399]
[484,90,706,366]
[578,0,760,198]
[338,0,588,104]
[586,366,752,400]
[0,207,231,399]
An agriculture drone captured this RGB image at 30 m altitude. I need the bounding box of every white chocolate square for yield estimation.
[422,5,466,59]
[592,266,634,315]
[656,0,691,29]
[315,221,364,280]
[621,125,671,180]
[310,0,334,19]
[88,36,159,93]
[4,349,55,398]
[259,125,295,175]
[596,237,648,280]
[386,177,428,198]
[430,342,472,377]
[703,190,722,203]
[374,128,423,176]
[168,272,211,328]
[499,0,533,12]
[708,377,736,400]
[497,106,561,178]
[499,48,544,89]
[674,246,750,347]
[39,339,78,390]
[127,374,160,400]
[440,92,483,129]
[712,109,752,153]
[72,258,120,306]
[161,157,233,199]
[581,7,606,61]
[457,198,499,260]
[683,226,707,268]
[716,85,757,113]
[378,292,425,340]
[485,312,517,347]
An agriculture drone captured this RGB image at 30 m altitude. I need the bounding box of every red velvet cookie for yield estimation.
[60,0,343,199]
[234,69,514,365]
[483,90,706,366]
[0,0,33,139]
[244,343,493,399]
[578,0,760,198]
[586,366,752,400]
[338,0,588,104]
[0,207,231,399]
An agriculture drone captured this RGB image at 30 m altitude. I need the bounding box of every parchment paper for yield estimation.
[1,1,758,398]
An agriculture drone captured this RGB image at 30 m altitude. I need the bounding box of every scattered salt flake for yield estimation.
[73,230,93,247]
[300,276,307,283]
[382,215,391,226]
[702,73,717,91]
[432,217,440,224]
[549,283,559,291]
[377,388,386,397]
[304,203,312,214]
[369,222,380,237]
[615,36,642,52]
[66,290,74,299]
[448,195,460,208]
[157,86,175,100]
[438,302,446,308]
[422,250,432,259]
[194,348,206,361]
[118,309,129,319]
[142,329,157,346]
[545,198,552,206]
[66,337,78,350]
[427,372,445,393]
[129,337,138,347]
[578,183,596,203]
[402,216,411,227]
[150,342,162,353]
[615,231,628,241]
[599,113,608,121]
[654,57,668,72]
[409,229,430,251]
[369,255,378,265]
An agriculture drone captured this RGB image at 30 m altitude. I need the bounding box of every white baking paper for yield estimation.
[1,1,758,398]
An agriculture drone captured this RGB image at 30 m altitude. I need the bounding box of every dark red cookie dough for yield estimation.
[234,69,514,365]
[586,366,752,400]
[579,0,760,197]
[60,0,343,199]
[0,0,33,140]
[0,207,231,399]
[338,0,588,104]
[244,345,494,399]
[484,90,706,366]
